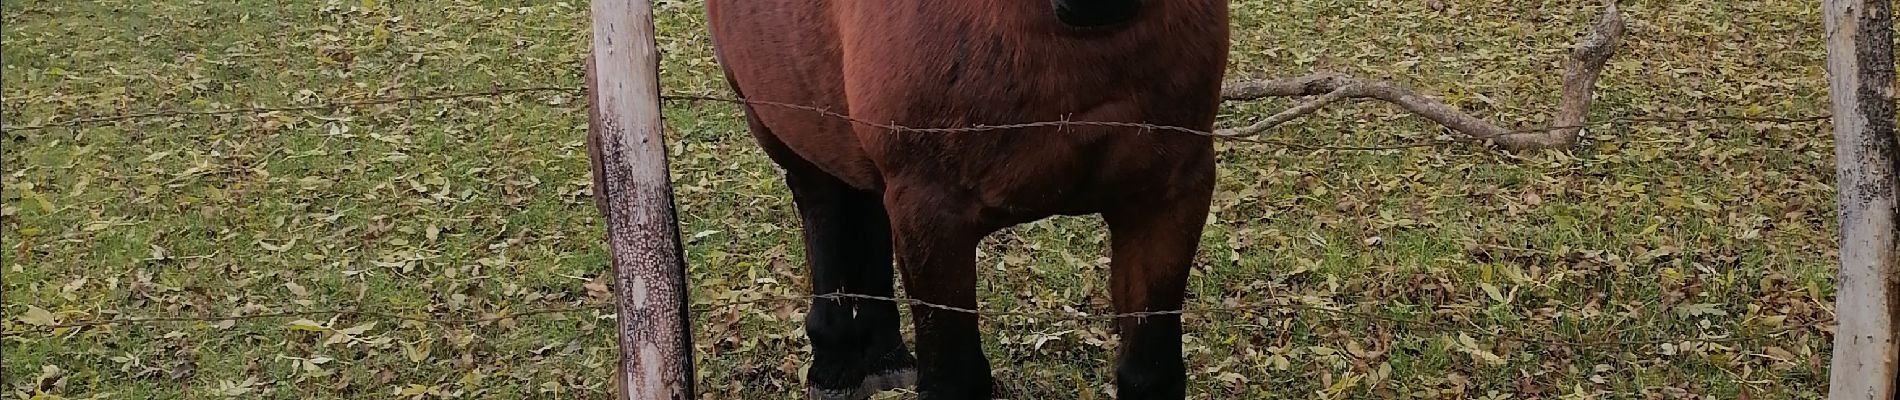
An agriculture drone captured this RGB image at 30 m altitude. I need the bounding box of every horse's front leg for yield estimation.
[1103,176,1214,400]
[883,182,993,400]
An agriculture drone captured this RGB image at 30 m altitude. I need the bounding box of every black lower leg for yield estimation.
[786,171,913,397]
[885,188,993,400]
[909,306,992,400]
[1114,316,1186,399]
[1104,188,1208,400]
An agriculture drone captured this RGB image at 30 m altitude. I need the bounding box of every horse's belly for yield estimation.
[859,95,1218,225]
[711,0,1229,208]
[708,0,884,190]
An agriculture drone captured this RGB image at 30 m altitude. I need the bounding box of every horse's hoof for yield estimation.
[808,368,917,400]
[865,368,917,392]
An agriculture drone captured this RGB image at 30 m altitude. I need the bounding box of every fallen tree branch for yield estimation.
[1217,73,1516,140]
[1214,83,1358,138]
[1219,1,1626,151]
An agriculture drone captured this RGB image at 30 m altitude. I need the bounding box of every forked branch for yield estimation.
[1218,1,1627,151]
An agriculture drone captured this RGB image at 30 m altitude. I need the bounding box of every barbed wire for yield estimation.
[0,86,580,132]
[1,86,1831,152]
[15,289,1828,351]
[665,94,1469,151]
[29,304,611,329]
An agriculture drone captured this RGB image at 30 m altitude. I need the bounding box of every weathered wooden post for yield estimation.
[587,0,694,399]
[1822,0,1897,399]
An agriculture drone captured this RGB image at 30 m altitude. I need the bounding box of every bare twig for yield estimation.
[1213,83,1358,137]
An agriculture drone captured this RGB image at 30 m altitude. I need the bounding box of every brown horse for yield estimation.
[594,0,1229,398]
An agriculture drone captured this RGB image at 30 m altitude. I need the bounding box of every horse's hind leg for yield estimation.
[1102,181,1213,400]
[740,120,915,399]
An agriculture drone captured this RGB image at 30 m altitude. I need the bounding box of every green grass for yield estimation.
[2,0,1843,398]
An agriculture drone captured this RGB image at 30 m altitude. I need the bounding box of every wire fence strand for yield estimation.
[18,289,1829,351]
[1,86,580,132]
[32,304,612,329]
[1,86,1831,153]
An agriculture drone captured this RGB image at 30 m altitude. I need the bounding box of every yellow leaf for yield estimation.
[1480,282,1507,303]
[323,332,351,346]
[460,370,484,387]
[1455,333,1507,365]
[82,221,112,232]
[19,306,59,326]
[399,384,431,396]
[284,282,308,297]
[1763,346,1796,361]
[286,319,328,332]
[336,322,377,336]
[404,340,431,363]
[22,187,53,212]
[1308,346,1337,356]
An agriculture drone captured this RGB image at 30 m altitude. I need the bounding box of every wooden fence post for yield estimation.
[587,0,694,399]
[1823,0,1898,399]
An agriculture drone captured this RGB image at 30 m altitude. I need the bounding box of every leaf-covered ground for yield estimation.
[1,0,1846,398]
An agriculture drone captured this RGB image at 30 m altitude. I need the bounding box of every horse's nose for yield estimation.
[1051,0,1141,29]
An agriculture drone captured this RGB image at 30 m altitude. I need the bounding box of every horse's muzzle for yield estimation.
[1051,0,1141,29]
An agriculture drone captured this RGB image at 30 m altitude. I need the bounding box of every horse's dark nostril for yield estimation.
[1052,0,1142,28]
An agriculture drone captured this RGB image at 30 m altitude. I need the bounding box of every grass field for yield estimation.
[1,0,1848,398]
